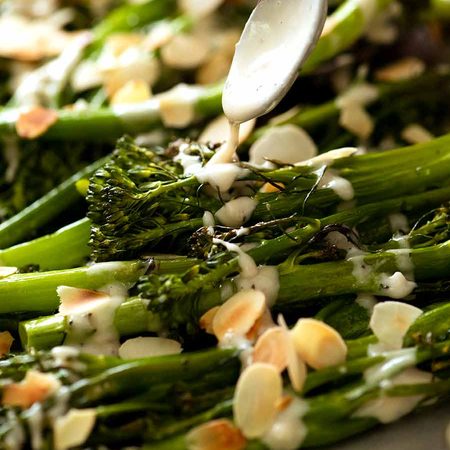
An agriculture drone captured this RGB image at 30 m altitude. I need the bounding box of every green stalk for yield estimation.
[69,348,239,407]
[303,0,395,72]
[0,83,223,142]
[0,156,109,249]
[0,260,149,315]
[91,0,178,49]
[251,72,450,142]
[0,218,91,270]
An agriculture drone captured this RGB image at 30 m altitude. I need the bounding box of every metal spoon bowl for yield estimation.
[222,0,328,124]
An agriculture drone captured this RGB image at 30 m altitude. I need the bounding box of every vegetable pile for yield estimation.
[0,0,449,449]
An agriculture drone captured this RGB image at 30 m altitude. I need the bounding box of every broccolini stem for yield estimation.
[0,156,109,249]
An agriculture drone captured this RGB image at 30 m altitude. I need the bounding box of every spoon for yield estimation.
[209,0,327,165]
[223,0,328,124]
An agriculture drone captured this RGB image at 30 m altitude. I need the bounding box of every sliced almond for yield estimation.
[105,34,144,57]
[16,106,58,139]
[179,0,225,18]
[369,301,422,350]
[199,306,220,334]
[186,418,246,450]
[296,147,357,167]
[158,84,199,128]
[53,408,97,450]
[375,57,425,82]
[196,52,233,85]
[291,318,347,370]
[118,337,182,359]
[213,290,266,342]
[161,33,210,70]
[246,308,276,342]
[253,327,289,372]
[339,103,374,140]
[233,363,282,438]
[199,115,255,147]
[0,15,76,62]
[2,370,61,408]
[259,182,285,194]
[278,315,307,392]
[57,286,109,316]
[336,83,379,109]
[110,79,152,105]
[401,124,434,145]
[0,331,14,357]
[249,125,318,166]
[144,22,176,52]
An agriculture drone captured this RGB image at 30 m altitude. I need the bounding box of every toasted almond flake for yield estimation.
[143,22,176,52]
[336,83,379,108]
[369,301,422,350]
[401,124,434,145]
[339,103,374,140]
[278,315,307,392]
[253,327,289,372]
[233,363,282,438]
[249,125,318,166]
[259,182,285,194]
[197,52,232,85]
[199,306,220,334]
[276,395,294,412]
[57,286,110,316]
[0,266,18,278]
[110,79,152,105]
[161,33,210,70]
[0,15,77,62]
[199,115,255,147]
[2,370,61,408]
[246,308,276,342]
[158,84,200,128]
[297,147,358,167]
[0,331,14,357]
[291,318,347,370]
[105,33,144,57]
[375,57,425,82]
[53,408,96,450]
[186,419,246,450]
[179,0,225,18]
[213,290,266,342]
[16,106,58,139]
[118,337,182,359]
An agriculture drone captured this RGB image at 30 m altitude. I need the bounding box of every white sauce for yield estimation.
[202,211,215,233]
[363,347,417,386]
[388,213,410,234]
[318,169,355,201]
[386,246,415,281]
[195,163,245,193]
[355,294,377,313]
[213,238,258,278]
[354,367,432,423]
[262,397,309,450]
[207,120,240,165]
[378,271,416,299]
[62,284,127,356]
[215,197,257,228]
[235,265,280,307]
[219,331,254,367]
